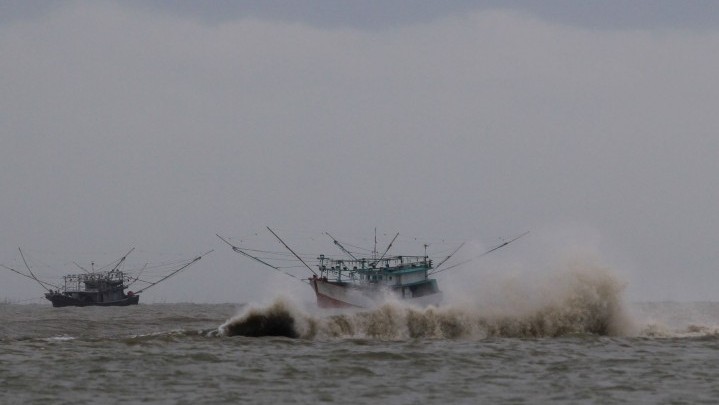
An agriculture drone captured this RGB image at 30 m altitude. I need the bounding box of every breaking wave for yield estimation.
[219,263,634,339]
[219,301,300,338]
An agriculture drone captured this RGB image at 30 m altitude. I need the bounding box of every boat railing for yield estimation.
[318,255,429,270]
[317,254,433,284]
[61,271,130,293]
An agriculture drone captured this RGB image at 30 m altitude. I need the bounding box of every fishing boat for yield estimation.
[2,248,213,307]
[44,270,140,307]
[218,228,527,309]
[308,253,442,308]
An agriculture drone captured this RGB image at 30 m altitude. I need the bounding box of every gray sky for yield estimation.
[2,1,719,304]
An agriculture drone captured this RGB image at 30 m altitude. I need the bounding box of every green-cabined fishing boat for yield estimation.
[219,228,527,309]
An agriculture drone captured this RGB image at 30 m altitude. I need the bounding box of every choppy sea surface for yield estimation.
[2,270,719,404]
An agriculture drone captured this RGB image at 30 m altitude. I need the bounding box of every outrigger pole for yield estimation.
[71,248,134,274]
[432,242,466,272]
[216,234,306,282]
[126,263,148,288]
[0,263,60,291]
[429,231,529,275]
[18,248,53,292]
[109,248,135,272]
[325,232,357,260]
[73,262,91,274]
[371,232,399,266]
[266,227,318,276]
[134,250,214,294]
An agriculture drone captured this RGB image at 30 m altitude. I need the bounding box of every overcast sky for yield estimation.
[2,1,719,304]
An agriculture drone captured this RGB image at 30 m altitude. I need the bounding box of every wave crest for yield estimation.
[219,299,300,338]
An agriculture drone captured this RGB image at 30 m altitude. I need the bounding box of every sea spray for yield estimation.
[219,262,633,339]
[440,254,635,337]
[632,301,719,337]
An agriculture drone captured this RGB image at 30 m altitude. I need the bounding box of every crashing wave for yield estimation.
[219,263,633,339]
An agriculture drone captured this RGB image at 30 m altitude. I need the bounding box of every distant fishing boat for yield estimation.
[44,269,140,307]
[2,248,213,307]
[219,228,527,309]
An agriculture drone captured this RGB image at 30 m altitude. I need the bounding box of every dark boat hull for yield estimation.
[45,293,139,307]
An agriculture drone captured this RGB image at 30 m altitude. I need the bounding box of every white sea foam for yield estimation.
[44,335,77,342]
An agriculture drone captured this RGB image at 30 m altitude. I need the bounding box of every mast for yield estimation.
[373,227,377,261]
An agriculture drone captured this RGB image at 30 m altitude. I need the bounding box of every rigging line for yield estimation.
[430,231,529,275]
[325,232,358,260]
[371,232,399,266]
[18,248,52,292]
[432,242,466,272]
[217,234,308,283]
[110,248,135,272]
[0,264,61,290]
[94,256,124,272]
[480,231,529,256]
[94,262,112,272]
[138,259,205,270]
[88,248,136,273]
[219,243,321,260]
[224,246,295,256]
[126,263,148,288]
[252,257,307,263]
[218,234,282,270]
[429,260,469,275]
[276,264,313,269]
[135,250,213,294]
[266,227,318,276]
[72,262,91,274]
[337,241,373,253]
[397,235,462,244]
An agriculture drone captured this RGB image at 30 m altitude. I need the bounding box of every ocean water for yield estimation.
[2,270,719,404]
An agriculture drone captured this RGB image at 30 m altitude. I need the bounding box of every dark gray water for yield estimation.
[1,299,719,405]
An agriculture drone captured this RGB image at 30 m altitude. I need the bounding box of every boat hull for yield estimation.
[45,293,139,308]
[310,277,442,309]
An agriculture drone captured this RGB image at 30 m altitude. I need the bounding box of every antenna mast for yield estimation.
[373,227,377,260]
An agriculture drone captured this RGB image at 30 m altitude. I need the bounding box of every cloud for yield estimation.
[2,1,719,302]
[5,1,719,31]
